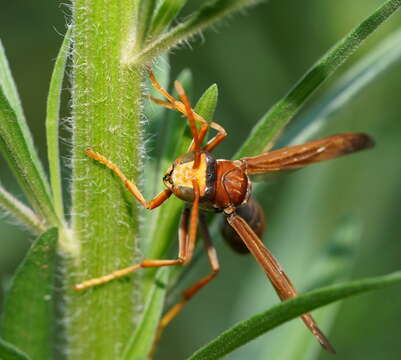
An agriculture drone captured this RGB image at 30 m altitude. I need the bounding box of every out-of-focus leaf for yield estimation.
[0,228,58,360]
[123,268,169,360]
[194,83,218,126]
[0,89,57,226]
[235,0,401,159]
[137,0,157,45]
[46,27,71,220]
[0,40,24,122]
[130,0,262,65]
[281,26,401,147]
[189,271,401,360]
[0,338,30,360]
[261,216,362,360]
[149,0,187,38]
[0,39,56,226]
[0,184,45,234]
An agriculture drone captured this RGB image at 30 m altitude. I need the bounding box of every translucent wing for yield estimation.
[226,212,336,353]
[241,133,374,178]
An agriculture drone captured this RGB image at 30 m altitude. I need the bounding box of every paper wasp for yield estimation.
[75,69,374,353]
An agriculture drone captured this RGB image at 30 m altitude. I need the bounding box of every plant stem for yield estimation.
[67,1,142,359]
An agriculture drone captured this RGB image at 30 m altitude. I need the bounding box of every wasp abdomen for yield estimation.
[221,197,266,254]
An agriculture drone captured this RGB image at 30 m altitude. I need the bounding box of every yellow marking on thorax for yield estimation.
[172,155,207,196]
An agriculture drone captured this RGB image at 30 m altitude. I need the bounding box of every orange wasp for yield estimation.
[75,70,374,353]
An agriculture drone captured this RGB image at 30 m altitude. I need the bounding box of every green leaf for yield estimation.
[262,216,362,360]
[0,40,58,227]
[46,26,71,220]
[0,184,45,235]
[194,83,218,125]
[235,0,401,159]
[0,338,30,360]
[137,0,157,46]
[123,268,169,360]
[281,26,401,147]
[127,0,262,65]
[0,228,58,360]
[0,40,25,122]
[189,270,401,360]
[149,0,187,38]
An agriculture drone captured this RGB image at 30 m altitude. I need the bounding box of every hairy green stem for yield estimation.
[67,1,143,359]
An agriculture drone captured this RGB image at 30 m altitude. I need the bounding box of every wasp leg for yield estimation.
[147,68,227,153]
[86,148,172,209]
[73,181,201,291]
[154,212,219,348]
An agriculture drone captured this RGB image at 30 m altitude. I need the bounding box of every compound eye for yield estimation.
[163,174,172,184]
[163,167,174,184]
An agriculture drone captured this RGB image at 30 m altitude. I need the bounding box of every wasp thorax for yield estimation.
[162,151,216,203]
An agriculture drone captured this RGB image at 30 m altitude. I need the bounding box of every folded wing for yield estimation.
[226,212,336,353]
[241,133,374,175]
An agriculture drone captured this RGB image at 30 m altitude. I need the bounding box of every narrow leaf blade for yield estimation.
[149,0,187,38]
[189,271,401,359]
[130,0,262,65]
[262,216,362,360]
[0,39,25,122]
[0,228,58,360]
[137,0,157,45]
[280,26,401,147]
[46,27,71,220]
[123,268,169,360]
[0,39,57,226]
[0,338,30,360]
[0,89,57,226]
[234,0,401,159]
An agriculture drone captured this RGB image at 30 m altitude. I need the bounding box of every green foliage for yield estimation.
[0,338,30,360]
[0,228,57,360]
[0,1,401,359]
[190,271,401,359]
[45,26,71,220]
[235,0,401,158]
[128,0,262,64]
[149,0,187,38]
[123,268,170,360]
[0,43,57,227]
[282,26,401,147]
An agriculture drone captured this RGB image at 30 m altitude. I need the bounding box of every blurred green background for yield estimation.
[1,1,400,359]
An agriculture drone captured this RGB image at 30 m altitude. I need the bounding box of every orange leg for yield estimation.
[74,207,191,291]
[86,148,172,209]
[174,80,201,167]
[74,180,201,291]
[154,212,220,345]
[147,68,227,154]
